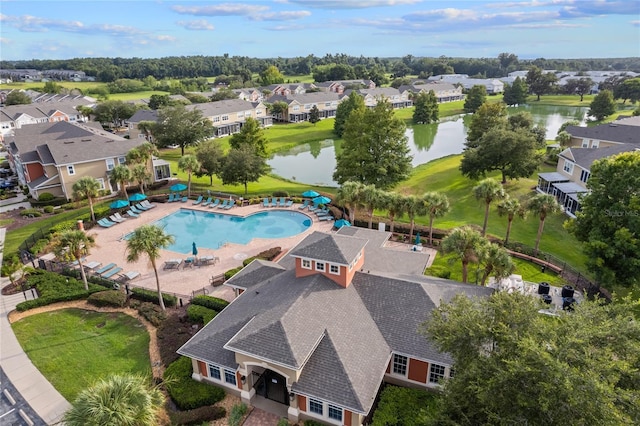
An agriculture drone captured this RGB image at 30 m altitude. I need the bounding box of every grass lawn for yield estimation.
[11,308,151,401]
[427,251,568,286]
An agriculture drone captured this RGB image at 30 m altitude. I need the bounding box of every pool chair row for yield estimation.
[163,255,219,270]
[90,262,140,282]
[168,193,189,203]
[263,197,293,208]
[197,197,236,209]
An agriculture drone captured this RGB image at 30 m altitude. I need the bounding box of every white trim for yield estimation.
[329,263,340,275]
[315,261,325,272]
[301,258,312,270]
[66,164,75,175]
[391,353,408,377]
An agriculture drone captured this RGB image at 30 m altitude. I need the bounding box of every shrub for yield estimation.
[157,314,199,365]
[187,304,217,324]
[371,385,439,426]
[272,190,289,197]
[427,265,451,279]
[131,287,177,307]
[169,406,226,425]
[228,403,248,426]
[50,220,78,234]
[164,357,226,410]
[277,419,290,426]
[15,270,104,311]
[62,203,75,210]
[38,192,55,202]
[29,238,50,255]
[224,267,243,280]
[87,290,127,307]
[43,205,54,213]
[191,295,229,312]
[20,208,42,218]
[303,421,325,426]
[256,247,282,261]
[132,301,167,326]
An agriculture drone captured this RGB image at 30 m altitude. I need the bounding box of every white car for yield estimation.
[166,144,179,149]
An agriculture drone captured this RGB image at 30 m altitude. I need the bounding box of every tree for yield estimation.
[92,100,137,129]
[72,177,101,222]
[308,105,320,125]
[403,195,426,244]
[334,91,365,137]
[229,117,267,158]
[589,89,616,121]
[526,66,557,101]
[43,81,62,94]
[195,140,223,186]
[148,94,170,110]
[268,101,289,122]
[334,99,411,189]
[63,374,164,426]
[498,52,518,71]
[465,102,507,147]
[219,145,270,195]
[614,77,640,104]
[361,185,382,229]
[478,243,515,286]
[502,77,529,106]
[497,197,525,244]
[177,155,201,197]
[422,192,450,246]
[5,91,32,105]
[126,225,175,311]
[51,230,95,290]
[463,85,487,113]
[568,151,640,287]
[336,181,366,223]
[412,90,439,124]
[259,65,285,86]
[473,178,506,237]
[441,227,488,283]
[564,77,594,101]
[110,165,131,200]
[555,130,572,147]
[381,191,405,233]
[137,121,156,142]
[460,127,542,183]
[130,165,150,195]
[422,292,640,426]
[153,105,214,155]
[527,193,560,252]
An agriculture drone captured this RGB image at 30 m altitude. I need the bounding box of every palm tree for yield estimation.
[423,191,450,246]
[403,195,427,243]
[473,178,506,236]
[336,181,366,223]
[63,374,164,426]
[382,191,405,233]
[137,121,156,142]
[497,197,526,245]
[361,184,382,229]
[51,230,95,290]
[125,225,174,310]
[72,177,101,222]
[441,226,488,283]
[178,155,201,198]
[478,243,515,286]
[131,164,150,195]
[527,193,560,253]
[111,165,132,200]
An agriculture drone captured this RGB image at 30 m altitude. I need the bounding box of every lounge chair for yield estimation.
[83,261,101,270]
[319,215,334,221]
[184,257,196,268]
[202,197,213,206]
[279,197,286,207]
[97,219,114,228]
[193,195,203,205]
[181,196,188,203]
[135,203,151,211]
[163,259,182,270]
[130,205,145,215]
[315,208,330,216]
[263,198,269,208]
[126,209,140,218]
[308,203,320,212]
[270,197,278,207]
[110,214,126,223]
[118,270,140,282]
[167,193,176,203]
[209,198,220,208]
[298,200,310,210]
[284,199,293,207]
[114,213,128,222]
[225,199,235,209]
[95,263,117,275]
[101,218,118,227]
[197,255,217,266]
[101,267,123,279]
[141,200,156,209]
[218,199,229,209]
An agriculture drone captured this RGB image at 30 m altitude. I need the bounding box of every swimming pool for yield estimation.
[150,209,312,254]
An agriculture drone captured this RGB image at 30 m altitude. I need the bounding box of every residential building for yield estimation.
[269,92,342,123]
[261,83,317,97]
[0,69,43,82]
[178,228,493,425]
[353,87,413,109]
[398,81,464,103]
[564,117,640,149]
[0,101,90,140]
[428,75,504,94]
[316,80,376,94]
[7,121,166,200]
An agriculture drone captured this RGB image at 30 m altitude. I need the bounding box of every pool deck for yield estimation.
[86,201,334,302]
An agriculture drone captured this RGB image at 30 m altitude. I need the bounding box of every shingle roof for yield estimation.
[566,124,640,145]
[289,231,367,265]
[128,109,159,123]
[567,145,638,169]
[224,259,286,290]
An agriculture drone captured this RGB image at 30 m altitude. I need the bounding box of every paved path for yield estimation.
[243,407,282,426]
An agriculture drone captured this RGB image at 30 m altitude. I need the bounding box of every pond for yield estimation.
[267,104,588,187]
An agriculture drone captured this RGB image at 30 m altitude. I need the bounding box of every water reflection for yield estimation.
[267,105,588,187]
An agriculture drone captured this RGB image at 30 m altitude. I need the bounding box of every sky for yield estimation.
[1,0,639,61]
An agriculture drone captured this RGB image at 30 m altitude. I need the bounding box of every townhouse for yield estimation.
[398,81,464,103]
[428,74,504,94]
[0,101,90,140]
[269,92,342,123]
[179,228,493,425]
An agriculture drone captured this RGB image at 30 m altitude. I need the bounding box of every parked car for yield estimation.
[166,144,179,149]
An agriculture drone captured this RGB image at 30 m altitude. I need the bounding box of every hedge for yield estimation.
[20,208,42,218]
[131,301,167,326]
[371,385,439,426]
[164,356,226,410]
[186,305,217,325]
[228,403,248,426]
[224,267,243,280]
[15,270,104,311]
[130,287,177,307]
[87,290,127,308]
[168,406,226,426]
[191,295,229,312]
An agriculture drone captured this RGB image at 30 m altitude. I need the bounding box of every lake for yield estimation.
[267,104,588,187]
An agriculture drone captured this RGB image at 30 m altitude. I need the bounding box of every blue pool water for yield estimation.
[150,209,312,254]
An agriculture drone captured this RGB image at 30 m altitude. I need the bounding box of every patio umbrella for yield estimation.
[313,195,331,205]
[170,183,187,192]
[334,219,351,228]
[192,242,198,257]
[415,232,421,245]
[302,190,320,198]
[109,199,129,209]
[128,193,147,202]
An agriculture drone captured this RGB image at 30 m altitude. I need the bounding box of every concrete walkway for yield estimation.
[0,193,30,213]
[0,226,71,425]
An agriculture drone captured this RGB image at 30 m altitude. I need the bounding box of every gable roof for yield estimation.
[566,123,640,145]
[289,231,367,265]
[565,144,638,169]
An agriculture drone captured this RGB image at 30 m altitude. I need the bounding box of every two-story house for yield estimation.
[353,87,413,109]
[564,117,640,149]
[269,92,342,123]
[178,228,493,425]
[398,81,464,103]
[0,101,90,140]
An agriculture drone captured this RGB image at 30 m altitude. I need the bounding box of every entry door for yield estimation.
[264,370,289,405]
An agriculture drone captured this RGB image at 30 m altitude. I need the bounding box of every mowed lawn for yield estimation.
[11,309,151,401]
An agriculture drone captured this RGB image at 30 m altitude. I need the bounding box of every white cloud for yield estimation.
[0,37,11,45]
[252,10,311,21]
[171,3,268,16]
[289,0,422,8]
[632,20,640,27]
[177,19,215,30]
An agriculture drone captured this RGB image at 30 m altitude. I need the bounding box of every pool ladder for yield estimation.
[217,241,228,248]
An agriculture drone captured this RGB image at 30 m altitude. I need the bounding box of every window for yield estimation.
[329,264,340,275]
[591,140,599,148]
[580,170,590,183]
[429,363,446,384]
[293,105,300,111]
[224,369,236,385]
[582,139,589,148]
[256,109,263,115]
[563,160,574,174]
[392,354,408,376]
[315,262,325,272]
[209,365,221,380]
[222,115,229,121]
[96,178,105,190]
[118,157,126,165]
[106,158,115,171]
[304,104,311,110]
[213,116,220,123]
[325,102,331,107]
[328,405,342,422]
[67,165,75,175]
[301,259,311,269]
[309,398,323,415]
